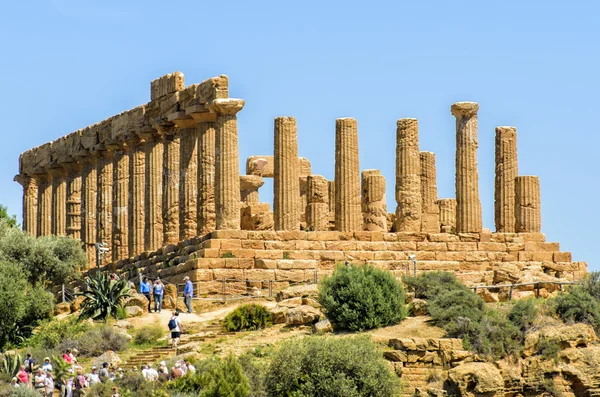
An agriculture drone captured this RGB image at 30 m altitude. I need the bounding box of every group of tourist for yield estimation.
[139,275,194,314]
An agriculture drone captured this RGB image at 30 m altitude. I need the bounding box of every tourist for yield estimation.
[71,349,79,366]
[42,357,53,372]
[185,359,196,374]
[65,374,74,397]
[147,364,158,382]
[11,377,19,387]
[183,276,193,313]
[168,311,183,347]
[157,362,169,382]
[73,369,86,397]
[153,278,164,313]
[141,364,150,380]
[140,277,152,312]
[179,360,188,375]
[44,371,54,397]
[17,365,28,386]
[99,362,110,382]
[116,368,124,380]
[111,386,121,397]
[62,349,73,365]
[23,352,34,375]
[170,362,183,380]
[87,366,101,386]
[34,368,47,393]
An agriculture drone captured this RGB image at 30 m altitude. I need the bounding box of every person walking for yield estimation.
[140,277,152,312]
[183,276,193,313]
[153,278,164,313]
[168,311,183,348]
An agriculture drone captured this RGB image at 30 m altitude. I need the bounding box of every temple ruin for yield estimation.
[15,72,586,300]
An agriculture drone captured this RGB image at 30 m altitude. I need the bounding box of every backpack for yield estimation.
[168,318,177,330]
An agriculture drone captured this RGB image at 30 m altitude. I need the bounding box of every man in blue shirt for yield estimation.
[183,276,193,314]
[140,277,152,312]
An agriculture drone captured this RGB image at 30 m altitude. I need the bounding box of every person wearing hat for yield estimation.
[42,357,53,372]
[10,377,19,388]
[153,278,164,313]
[183,276,193,313]
[99,362,109,383]
[87,366,100,386]
[44,370,54,397]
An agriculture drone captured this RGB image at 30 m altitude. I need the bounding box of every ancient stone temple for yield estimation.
[15,72,586,297]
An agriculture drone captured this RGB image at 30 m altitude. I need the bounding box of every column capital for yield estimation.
[451,102,479,117]
[209,98,245,115]
[13,173,31,186]
[139,128,162,142]
[48,162,67,177]
[240,175,264,190]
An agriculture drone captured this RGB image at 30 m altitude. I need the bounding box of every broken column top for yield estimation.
[396,118,418,128]
[240,175,265,190]
[150,71,185,101]
[451,102,479,117]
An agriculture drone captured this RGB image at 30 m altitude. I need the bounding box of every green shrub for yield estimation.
[318,264,407,331]
[508,298,540,335]
[403,271,468,299]
[134,324,166,345]
[552,287,600,330]
[265,335,401,397]
[8,387,41,397]
[223,304,272,332]
[538,337,561,362]
[239,354,267,397]
[73,326,129,357]
[579,271,600,299]
[26,318,89,349]
[0,353,22,377]
[77,273,132,321]
[429,289,484,329]
[473,311,522,358]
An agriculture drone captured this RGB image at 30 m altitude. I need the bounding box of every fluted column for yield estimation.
[197,122,216,235]
[65,162,82,240]
[96,147,113,264]
[80,152,98,266]
[180,127,198,240]
[335,118,361,232]
[162,127,180,245]
[328,180,335,216]
[361,169,387,231]
[111,142,129,261]
[306,175,329,231]
[36,173,53,237]
[129,135,146,256]
[14,174,38,236]
[515,176,541,233]
[395,118,422,232]
[274,116,301,230]
[210,99,245,230]
[451,102,482,233]
[240,175,264,204]
[420,151,440,233]
[141,130,163,252]
[495,126,518,232]
[438,198,457,234]
[50,166,67,236]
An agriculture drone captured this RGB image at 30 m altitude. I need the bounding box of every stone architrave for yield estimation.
[395,118,422,232]
[14,174,38,237]
[335,118,361,232]
[495,126,518,232]
[420,151,440,233]
[179,127,198,240]
[515,176,541,233]
[274,116,301,231]
[111,142,129,262]
[129,135,146,256]
[50,166,67,236]
[37,173,53,237]
[65,162,82,240]
[96,146,113,263]
[141,130,163,252]
[162,127,180,245]
[240,175,264,204]
[306,174,329,231]
[210,98,245,230]
[361,169,387,232]
[451,102,482,233]
[197,121,216,235]
[438,198,457,233]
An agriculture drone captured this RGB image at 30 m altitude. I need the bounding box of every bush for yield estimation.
[403,271,468,299]
[579,271,600,300]
[265,335,401,397]
[508,298,540,335]
[7,387,41,397]
[552,287,600,330]
[239,353,267,397]
[473,311,522,358]
[134,324,166,345]
[74,326,129,357]
[429,289,484,329]
[223,304,272,332]
[538,337,561,362]
[78,273,132,321]
[318,264,407,331]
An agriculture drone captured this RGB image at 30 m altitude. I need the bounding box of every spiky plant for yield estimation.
[51,355,72,382]
[1,353,22,377]
[77,273,132,321]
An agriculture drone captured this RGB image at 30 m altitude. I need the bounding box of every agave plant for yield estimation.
[1,353,22,377]
[77,273,132,321]
[51,355,72,381]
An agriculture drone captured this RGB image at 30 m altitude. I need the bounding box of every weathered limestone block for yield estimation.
[241,203,274,231]
[495,126,518,232]
[140,130,163,251]
[65,162,82,240]
[198,122,216,234]
[361,169,387,232]
[306,175,329,231]
[335,118,361,232]
[438,198,457,234]
[274,116,301,231]
[50,166,67,236]
[451,102,482,233]
[210,98,245,230]
[179,127,198,240]
[447,362,503,396]
[150,71,184,100]
[246,155,311,178]
[515,176,541,233]
[162,127,180,245]
[240,175,264,204]
[395,118,422,232]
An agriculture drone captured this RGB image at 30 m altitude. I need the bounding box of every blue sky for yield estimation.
[0,1,598,269]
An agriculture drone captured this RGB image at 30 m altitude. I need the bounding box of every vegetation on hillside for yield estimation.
[77,272,132,321]
[223,303,273,332]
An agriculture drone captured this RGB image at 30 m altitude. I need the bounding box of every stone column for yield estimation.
[14,174,38,236]
[328,180,335,215]
[361,169,387,232]
[50,166,67,236]
[306,174,329,231]
[80,152,98,266]
[420,151,440,233]
[141,130,163,252]
[395,118,422,232]
[240,175,264,204]
[37,173,53,237]
[197,122,216,235]
[438,198,457,233]
[451,102,482,233]
[210,99,245,230]
[65,162,82,240]
[274,116,301,231]
[162,127,180,245]
[111,141,129,261]
[515,176,541,233]
[96,146,113,263]
[335,118,361,232]
[495,126,518,233]
[129,135,146,256]
[299,176,308,224]
[179,127,198,240]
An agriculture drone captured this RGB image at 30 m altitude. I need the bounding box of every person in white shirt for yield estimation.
[146,364,158,381]
[141,365,150,380]
[185,360,196,374]
[169,311,183,347]
[42,357,53,372]
[87,367,100,386]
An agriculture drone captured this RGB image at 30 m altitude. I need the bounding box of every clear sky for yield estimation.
[0,1,598,269]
